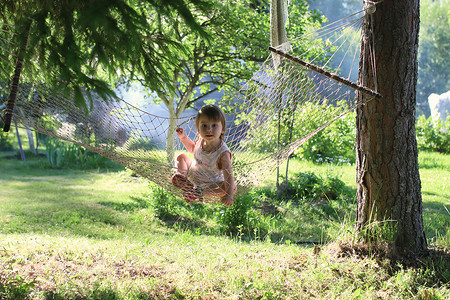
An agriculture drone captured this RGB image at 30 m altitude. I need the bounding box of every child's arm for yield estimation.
[218,151,236,206]
[176,128,195,154]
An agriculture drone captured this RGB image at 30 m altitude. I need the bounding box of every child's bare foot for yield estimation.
[182,191,193,204]
[171,173,193,191]
[220,195,234,206]
[182,187,203,204]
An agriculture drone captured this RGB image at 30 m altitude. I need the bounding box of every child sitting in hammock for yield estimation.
[172,105,236,206]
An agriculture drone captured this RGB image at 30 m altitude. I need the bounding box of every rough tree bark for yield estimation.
[356,0,427,255]
[2,21,31,132]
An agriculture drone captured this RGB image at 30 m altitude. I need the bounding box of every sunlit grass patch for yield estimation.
[1,233,448,299]
[418,152,450,249]
[0,150,449,299]
[0,233,309,299]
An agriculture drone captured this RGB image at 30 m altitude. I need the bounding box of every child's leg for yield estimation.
[202,181,237,198]
[175,153,191,175]
[172,154,199,203]
[172,153,192,190]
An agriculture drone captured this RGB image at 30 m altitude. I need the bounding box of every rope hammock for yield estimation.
[1,4,380,203]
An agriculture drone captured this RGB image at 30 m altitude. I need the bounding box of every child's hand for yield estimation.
[176,127,185,139]
[220,195,234,206]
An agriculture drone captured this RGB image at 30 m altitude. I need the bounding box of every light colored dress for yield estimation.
[188,138,230,188]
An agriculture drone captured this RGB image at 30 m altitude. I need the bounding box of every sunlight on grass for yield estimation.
[0,151,448,299]
[1,232,447,299]
[419,152,450,248]
[263,158,357,189]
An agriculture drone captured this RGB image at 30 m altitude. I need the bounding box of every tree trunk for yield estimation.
[165,93,181,165]
[26,128,36,155]
[166,113,178,165]
[3,21,31,132]
[35,130,40,153]
[14,120,25,161]
[356,0,427,255]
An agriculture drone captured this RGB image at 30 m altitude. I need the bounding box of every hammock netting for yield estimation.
[1,7,379,203]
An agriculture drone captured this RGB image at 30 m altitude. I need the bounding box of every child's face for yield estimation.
[197,115,224,143]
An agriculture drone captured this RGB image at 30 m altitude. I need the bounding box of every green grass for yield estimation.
[418,151,450,249]
[0,150,449,299]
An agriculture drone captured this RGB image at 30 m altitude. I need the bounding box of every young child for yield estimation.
[172,105,236,206]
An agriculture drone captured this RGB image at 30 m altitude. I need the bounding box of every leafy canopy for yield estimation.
[0,0,212,108]
[132,0,323,109]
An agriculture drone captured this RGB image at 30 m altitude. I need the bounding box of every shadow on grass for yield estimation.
[43,289,121,300]
[160,215,211,233]
[419,158,449,170]
[423,200,450,211]
[0,155,124,179]
[0,281,122,300]
[1,201,123,238]
[422,200,450,227]
[422,191,450,202]
[99,195,150,212]
[0,183,132,239]
[1,274,181,300]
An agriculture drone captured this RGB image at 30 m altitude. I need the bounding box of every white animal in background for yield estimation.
[428,91,450,123]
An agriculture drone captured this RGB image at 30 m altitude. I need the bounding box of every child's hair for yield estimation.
[196,105,226,140]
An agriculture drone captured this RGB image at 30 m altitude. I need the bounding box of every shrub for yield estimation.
[150,183,185,220]
[242,101,356,164]
[0,121,13,151]
[279,171,353,202]
[216,192,268,236]
[44,137,118,169]
[416,115,449,153]
[297,110,356,164]
[124,133,157,151]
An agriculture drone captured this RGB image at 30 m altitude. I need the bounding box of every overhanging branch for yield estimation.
[268,46,382,99]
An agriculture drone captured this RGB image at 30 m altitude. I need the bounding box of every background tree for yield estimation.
[416,0,450,116]
[130,0,323,161]
[310,0,449,118]
[356,0,427,255]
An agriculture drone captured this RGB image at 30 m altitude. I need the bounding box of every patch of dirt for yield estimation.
[257,198,281,215]
[0,252,169,295]
[258,202,279,215]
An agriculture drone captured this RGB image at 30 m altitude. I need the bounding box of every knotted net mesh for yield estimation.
[1,7,379,203]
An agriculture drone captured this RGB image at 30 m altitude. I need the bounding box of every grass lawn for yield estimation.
[0,149,448,299]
